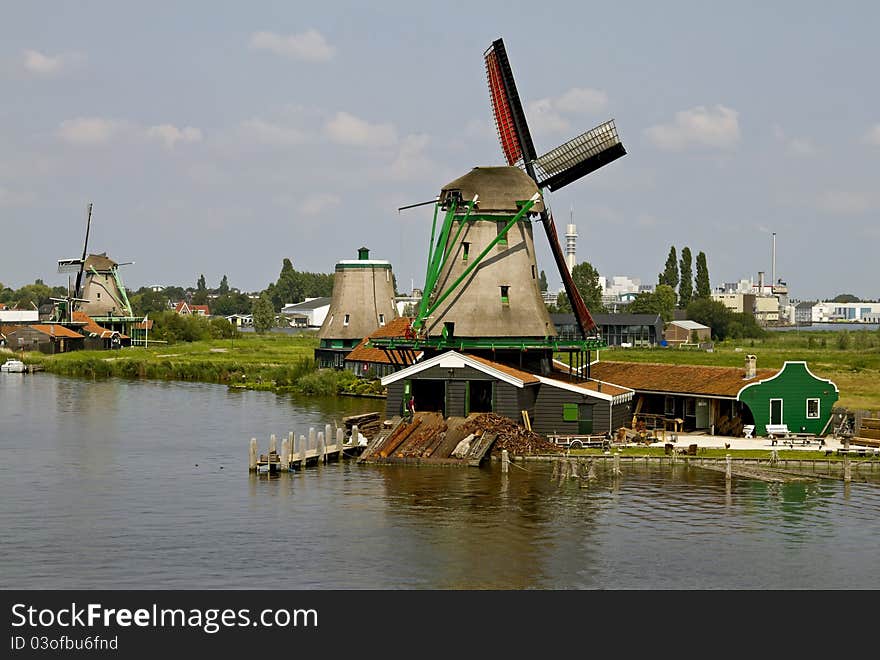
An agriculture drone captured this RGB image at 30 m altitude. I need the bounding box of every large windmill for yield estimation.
[370,38,625,376]
[483,37,626,339]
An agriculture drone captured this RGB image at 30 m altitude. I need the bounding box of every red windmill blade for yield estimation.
[483,38,627,338]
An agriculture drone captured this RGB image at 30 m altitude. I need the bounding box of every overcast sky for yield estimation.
[2,1,878,301]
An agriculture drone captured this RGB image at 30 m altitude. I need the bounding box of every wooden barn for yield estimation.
[380,350,633,437]
[664,320,711,346]
[4,324,85,354]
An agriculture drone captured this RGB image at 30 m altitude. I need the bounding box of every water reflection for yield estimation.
[2,373,880,589]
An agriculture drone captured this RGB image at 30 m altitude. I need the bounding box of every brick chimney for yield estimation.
[744,354,757,379]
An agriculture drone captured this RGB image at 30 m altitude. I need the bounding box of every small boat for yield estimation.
[1,359,28,373]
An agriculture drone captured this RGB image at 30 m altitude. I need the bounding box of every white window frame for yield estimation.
[343,314,350,326]
[806,398,820,419]
[378,313,385,327]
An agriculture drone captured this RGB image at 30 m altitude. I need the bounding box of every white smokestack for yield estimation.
[565,210,577,273]
[772,232,776,286]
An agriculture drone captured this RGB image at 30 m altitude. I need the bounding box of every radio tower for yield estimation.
[565,205,577,273]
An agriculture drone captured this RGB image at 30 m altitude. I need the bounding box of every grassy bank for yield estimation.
[10,327,879,409]
[14,334,384,397]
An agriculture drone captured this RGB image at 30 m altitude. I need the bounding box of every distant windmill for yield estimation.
[483,37,626,338]
[57,203,134,318]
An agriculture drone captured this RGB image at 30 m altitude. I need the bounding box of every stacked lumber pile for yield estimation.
[343,411,382,440]
[853,417,880,448]
[460,413,562,456]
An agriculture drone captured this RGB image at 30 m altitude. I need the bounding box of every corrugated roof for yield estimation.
[282,297,331,311]
[667,320,710,330]
[589,360,777,398]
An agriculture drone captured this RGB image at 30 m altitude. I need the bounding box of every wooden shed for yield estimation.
[380,350,633,436]
[664,320,711,346]
[5,324,85,354]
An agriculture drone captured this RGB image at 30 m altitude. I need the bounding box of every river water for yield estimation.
[2,372,879,590]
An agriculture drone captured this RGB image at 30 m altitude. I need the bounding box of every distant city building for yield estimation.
[811,301,880,322]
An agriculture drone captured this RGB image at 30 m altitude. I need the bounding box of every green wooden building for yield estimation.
[737,361,839,436]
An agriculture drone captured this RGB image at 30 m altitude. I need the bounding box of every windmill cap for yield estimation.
[440,166,544,213]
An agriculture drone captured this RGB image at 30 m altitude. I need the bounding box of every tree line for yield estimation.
[546,245,765,340]
[0,257,336,336]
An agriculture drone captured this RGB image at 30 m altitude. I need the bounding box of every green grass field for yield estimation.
[9,327,880,411]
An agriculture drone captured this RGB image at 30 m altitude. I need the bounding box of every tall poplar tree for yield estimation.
[678,246,693,308]
[695,251,711,299]
[659,246,678,288]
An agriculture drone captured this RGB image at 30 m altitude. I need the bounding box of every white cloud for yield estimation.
[636,213,658,227]
[864,124,880,147]
[58,117,127,145]
[645,104,740,151]
[0,186,34,207]
[555,87,608,114]
[240,118,307,146]
[389,134,433,181]
[464,118,496,140]
[58,117,202,148]
[249,29,335,62]
[817,190,877,215]
[787,137,816,156]
[146,124,203,149]
[22,49,84,76]
[325,111,397,147]
[526,87,608,135]
[301,193,341,216]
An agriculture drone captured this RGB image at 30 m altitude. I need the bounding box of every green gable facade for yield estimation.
[737,361,839,436]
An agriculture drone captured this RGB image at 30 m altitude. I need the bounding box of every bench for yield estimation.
[766,424,791,444]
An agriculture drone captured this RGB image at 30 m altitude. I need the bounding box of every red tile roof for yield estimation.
[28,324,85,339]
[588,360,777,397]
[71,311,129,339]
[466,354,540,384]
[346,317,415,364]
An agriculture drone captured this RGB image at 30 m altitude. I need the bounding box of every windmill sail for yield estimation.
[483,38,619,336]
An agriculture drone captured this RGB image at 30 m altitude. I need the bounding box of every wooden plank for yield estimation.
[855,427,880,440]
[379,418,423,458]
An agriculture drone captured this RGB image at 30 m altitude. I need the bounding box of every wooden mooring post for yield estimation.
[501,449,509,473]
[725,454,732,481]
[248,420,365,473]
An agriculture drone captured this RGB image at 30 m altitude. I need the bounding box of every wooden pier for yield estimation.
[248,424,368,474]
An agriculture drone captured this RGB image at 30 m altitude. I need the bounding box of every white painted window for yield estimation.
[806,398,820,419]
[378,314,385,326]
[343,314,350,326]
